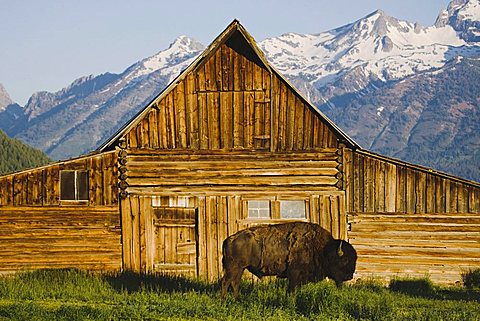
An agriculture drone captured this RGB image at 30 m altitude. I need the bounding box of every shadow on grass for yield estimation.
[104,271,219,294]
[389,278,480,302]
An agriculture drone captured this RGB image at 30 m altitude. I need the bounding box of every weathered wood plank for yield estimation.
[406,169,416,213]
[384,162,396,212]
[185,73,199,149]
[416,171,427,214]
[197,196,207,279]
[364,157,375,212]
[220,92,233,149]
[253,90,265,149]
[286,90,295,150]
[158,98,168,149]
[375,159,385,212]
[233,91,244,148]
[175,83,187,148]
[207,92,220,149]
[198,93,208,149]
[295,99,305,150]
[244,91,255,148]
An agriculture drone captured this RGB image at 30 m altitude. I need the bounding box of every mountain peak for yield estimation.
[122,35,205,84]
[434,0,479,41]
[368,9,387,18]
[349,8,408,38]
[168,35,204,53]
[0,83,13,111]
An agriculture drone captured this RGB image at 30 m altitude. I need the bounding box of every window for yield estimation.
[247,200,270,218]
[280,200,306,219]
[60,170,89,201]
[245,198,307,220]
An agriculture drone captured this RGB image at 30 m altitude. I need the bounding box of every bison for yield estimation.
[220,222,357,297]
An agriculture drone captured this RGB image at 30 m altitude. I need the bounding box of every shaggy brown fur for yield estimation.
[220,222,357,297]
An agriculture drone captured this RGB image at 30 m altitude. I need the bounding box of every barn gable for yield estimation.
[98,20,358,153]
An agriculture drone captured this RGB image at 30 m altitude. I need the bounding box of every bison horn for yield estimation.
[337,241,344,257]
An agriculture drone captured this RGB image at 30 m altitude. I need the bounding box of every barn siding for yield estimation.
[0,151,118,207]
[121,191,346,281]
[347,151,479,214]
[0,205,122,273]
[125,44,338,152]
[0,151,121,273]
[119,146,346,279]
[124,149,340,194]
[347,150,480,283]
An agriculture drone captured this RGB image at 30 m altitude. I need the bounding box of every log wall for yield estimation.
[124,149,341,194]
[0,151,121,273]
[345,149,480,283]
[0,205,122,273]
[349,212,480,283]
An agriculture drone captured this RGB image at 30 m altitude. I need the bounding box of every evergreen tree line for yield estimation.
[0,129,52,175]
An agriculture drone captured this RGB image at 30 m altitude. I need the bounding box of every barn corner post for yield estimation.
[117,139,132,272]
[337,141,349,241]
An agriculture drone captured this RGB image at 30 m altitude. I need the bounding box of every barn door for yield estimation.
[153,207,198,277]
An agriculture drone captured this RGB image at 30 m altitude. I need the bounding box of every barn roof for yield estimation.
[97,19,360,152]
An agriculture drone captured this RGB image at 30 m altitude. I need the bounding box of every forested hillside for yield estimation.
[0,129,51,175]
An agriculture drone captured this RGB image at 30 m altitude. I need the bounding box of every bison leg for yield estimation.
[287,270,302,292]
[221,267,244,298]
[286,266,312,292]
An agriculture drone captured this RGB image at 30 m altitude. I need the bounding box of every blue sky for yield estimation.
[1,0,451,105]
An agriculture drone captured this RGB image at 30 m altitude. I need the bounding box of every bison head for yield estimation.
[323,239,357,287]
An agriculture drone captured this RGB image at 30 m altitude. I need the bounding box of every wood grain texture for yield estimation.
[349,151,479,214]
[0,206,121,273]
[0,151,118,207]
[349,211,480,284]
[121,43,339,152]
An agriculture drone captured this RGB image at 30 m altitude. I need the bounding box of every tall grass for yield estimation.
[0,269,479,321]
[462,268,480,289]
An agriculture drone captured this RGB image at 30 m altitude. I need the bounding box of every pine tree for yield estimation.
[0,129,52,175]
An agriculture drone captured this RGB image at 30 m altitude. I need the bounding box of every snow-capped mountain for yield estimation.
[260,1,480,106]
[0,84,13,111]
[1,36,204,159]
[435,0,480,41]
[0,0,479,180]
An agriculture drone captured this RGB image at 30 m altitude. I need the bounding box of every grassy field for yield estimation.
[0,269,479,321]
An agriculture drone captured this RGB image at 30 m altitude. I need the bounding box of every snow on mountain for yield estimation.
[0,84,13,111]
[260,6,480,96]
[436,0,480,27]
[122,36,204,84]
[437,0,480,41]
[1,36,204,159]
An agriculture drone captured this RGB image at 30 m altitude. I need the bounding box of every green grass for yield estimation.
[463,268,480,289]
[0,269,479,321]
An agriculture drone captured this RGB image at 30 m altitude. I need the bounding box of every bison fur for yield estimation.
[220,222,357,297]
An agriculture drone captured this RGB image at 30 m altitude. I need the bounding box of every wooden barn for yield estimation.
[0,20,479,284]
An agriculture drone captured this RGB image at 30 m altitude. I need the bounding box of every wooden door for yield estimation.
[153,207,198,277]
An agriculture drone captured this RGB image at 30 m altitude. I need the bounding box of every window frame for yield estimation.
[60,170,89,202]
[279,199,307,219]
[242,196,309,223]
[247,200,271,219]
